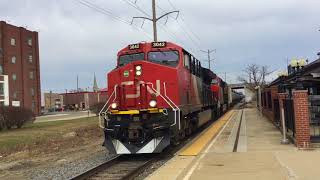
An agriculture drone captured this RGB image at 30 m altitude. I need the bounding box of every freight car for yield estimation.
[99,42,240,154]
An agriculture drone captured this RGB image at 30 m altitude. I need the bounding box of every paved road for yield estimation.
[35,111,96,123]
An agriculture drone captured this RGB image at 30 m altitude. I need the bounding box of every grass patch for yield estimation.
[0,116,102,156]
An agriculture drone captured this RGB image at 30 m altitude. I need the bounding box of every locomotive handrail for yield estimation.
[163,82,181,129]
[98,85,118,129]
[145,82,181,130]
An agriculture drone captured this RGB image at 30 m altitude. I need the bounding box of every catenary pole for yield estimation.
[152,0,157,42]
[131,0,179,42]
[201,49,216,71]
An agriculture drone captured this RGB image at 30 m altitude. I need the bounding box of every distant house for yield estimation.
[44,92,64,111]
[61,89,108,110]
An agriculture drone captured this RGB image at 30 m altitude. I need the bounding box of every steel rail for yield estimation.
[71,155,158,180]
[70,155,120,180]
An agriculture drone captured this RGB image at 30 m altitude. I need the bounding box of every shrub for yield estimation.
[89,102,106,116]
[0,106,34,130]
[14,107,34,128]
[0,107,5,130]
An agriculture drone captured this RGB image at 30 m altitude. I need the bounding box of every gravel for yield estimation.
[135,158,169,180]
[27,149,116,180]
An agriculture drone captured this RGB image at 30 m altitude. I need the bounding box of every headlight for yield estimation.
[136,70,142,76]
[149,100,157,107]
[135,65,142,76]
[111,102,117,109]
[135,65,142,71]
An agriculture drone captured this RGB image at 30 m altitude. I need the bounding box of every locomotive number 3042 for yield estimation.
[152,42,166,48]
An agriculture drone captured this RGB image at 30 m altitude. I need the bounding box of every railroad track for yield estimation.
[72,102,245,180]
[71,154,158,180]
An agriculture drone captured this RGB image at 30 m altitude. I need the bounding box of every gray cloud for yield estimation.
[0,0,319,91]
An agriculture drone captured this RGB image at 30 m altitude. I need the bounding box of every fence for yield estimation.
[284,98,295,137]
[309,95,320,141]
[273,99,280,126]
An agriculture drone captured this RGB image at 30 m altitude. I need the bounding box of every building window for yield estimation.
[0,65,3,75]
[12,73,17,81]
[0,101,4,106]
[31,88,35,96]
[32,101,35,112]
[27,38,32,46]
[29,71,34,80]
[0,82,4,95]
[28,55,33,63]
[11,56,16,64]
[13,91,17,99]
[10,38,16,46]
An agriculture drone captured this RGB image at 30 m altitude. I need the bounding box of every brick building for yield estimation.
[44,92,64,111]
[62,90,108,110]
[0,21,41,115]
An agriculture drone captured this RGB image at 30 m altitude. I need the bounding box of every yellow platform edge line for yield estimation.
[179,110,235,156]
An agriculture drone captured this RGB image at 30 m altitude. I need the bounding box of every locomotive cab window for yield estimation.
[190,57,197,75]
[197,60,201,76]
[211,79,218,84]
[195,59,200,76]
[148,50,179,67]
[183,52,190,69]
[118,53,144,67]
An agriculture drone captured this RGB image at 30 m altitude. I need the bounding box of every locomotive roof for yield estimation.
[117,41,182,55]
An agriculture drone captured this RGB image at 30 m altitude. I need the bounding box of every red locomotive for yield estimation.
[99,42,234,154]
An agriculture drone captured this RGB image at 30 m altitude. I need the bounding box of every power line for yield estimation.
[74,0,153,39]
[121,0,150,17]
[76,0,129,24]
[156,4,201,51]
[166,0,202,41]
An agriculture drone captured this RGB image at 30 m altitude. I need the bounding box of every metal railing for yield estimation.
[146,82,181,130]
[98,85,118,129]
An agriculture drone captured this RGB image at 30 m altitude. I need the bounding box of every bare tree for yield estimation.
[238,64,274,90]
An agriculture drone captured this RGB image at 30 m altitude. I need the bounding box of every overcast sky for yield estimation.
[1,0,319,92]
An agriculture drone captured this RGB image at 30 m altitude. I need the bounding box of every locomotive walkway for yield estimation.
[147,107,320,180]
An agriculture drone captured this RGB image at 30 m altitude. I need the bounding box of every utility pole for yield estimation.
[131,0,179,41]
[152,0,157,42]
[77,75,79,92]
[201,49,216,70]
[49,90,52,111]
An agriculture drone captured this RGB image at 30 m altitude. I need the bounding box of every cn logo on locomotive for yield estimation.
[120,80,161,99]
[123,70,129,77]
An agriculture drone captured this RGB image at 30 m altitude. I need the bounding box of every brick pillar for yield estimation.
[293,90,310,148]
[278,93,288,128]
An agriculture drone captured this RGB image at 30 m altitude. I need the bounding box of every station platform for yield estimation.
[147,107,320,180]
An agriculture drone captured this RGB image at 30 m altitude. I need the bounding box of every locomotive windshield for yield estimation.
[118,53,144,67]
[148,51,179,67]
